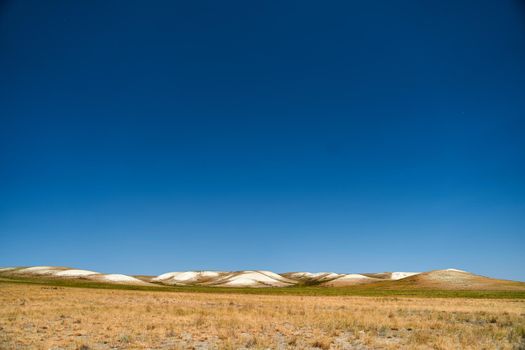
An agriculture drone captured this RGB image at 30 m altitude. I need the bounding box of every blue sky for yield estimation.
[1,1,524,280]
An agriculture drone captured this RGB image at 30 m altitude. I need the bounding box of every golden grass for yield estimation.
[1,283,524,349]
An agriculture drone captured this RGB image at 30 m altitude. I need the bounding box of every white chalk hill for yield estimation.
[0,266,429,288]
[154,270,297,287]
[2,266,151,286]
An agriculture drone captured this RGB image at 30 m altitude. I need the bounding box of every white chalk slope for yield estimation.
[5,266,470,288]
[288,272,342,281]
[216,271,296,287]
[2,266,150,286]
[286,271,422,286]
[153,271,223,284]
[153,270,297,287]
[150,270,424,287]
[391,272,420,280]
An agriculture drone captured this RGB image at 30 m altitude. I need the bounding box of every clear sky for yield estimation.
[1,1,524,280]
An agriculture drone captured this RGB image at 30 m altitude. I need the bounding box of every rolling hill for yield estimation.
[0,266,152,286]
[377,269,525,291]
[1,266,524,291]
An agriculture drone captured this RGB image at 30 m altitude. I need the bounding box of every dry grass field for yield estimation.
[1,282,524,350]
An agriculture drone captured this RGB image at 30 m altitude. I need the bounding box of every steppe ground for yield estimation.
[1,283,524,350]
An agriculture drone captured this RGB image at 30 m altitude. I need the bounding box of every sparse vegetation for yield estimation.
[1,282,524,349]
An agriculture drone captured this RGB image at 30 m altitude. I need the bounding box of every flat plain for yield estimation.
[1,282,525,350]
